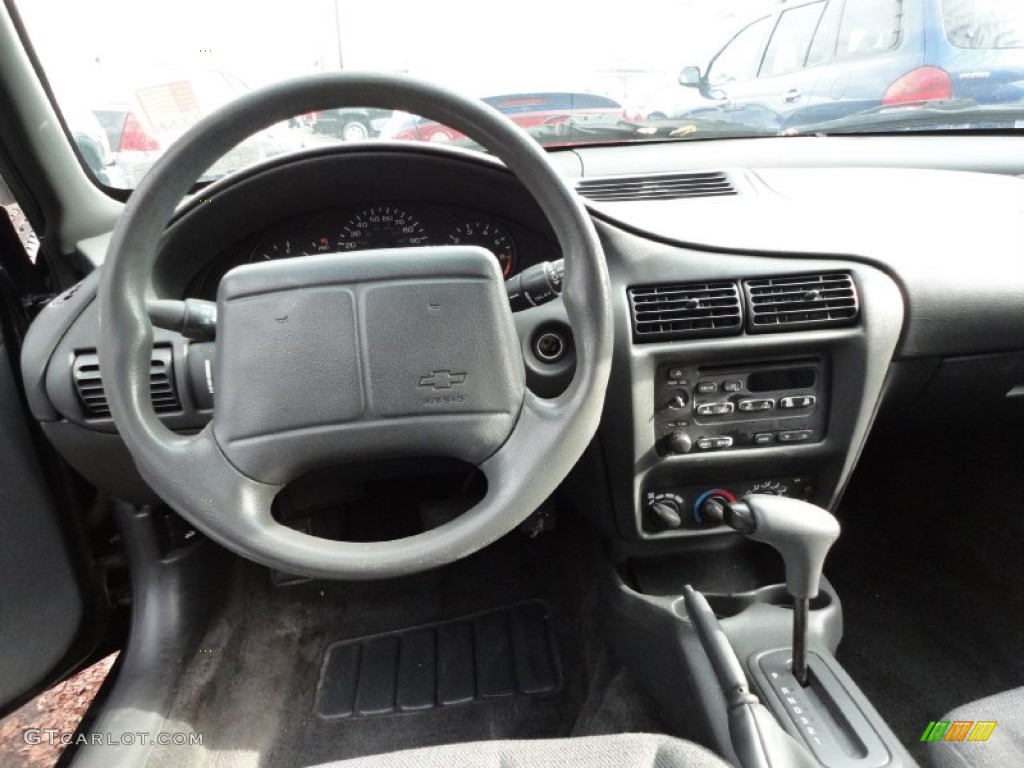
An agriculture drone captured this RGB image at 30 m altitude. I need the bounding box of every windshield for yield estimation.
[13,0,1024,189]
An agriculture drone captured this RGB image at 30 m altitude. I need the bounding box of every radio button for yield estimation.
[696,402,735,417]
[723,380,743,392]
[697,381,718,394]
[738,398,775,412]
[779,395,816,409]
[777,430,813,443]
[668,367,687,382]
[696,436,733,451]
[753,432,775,445]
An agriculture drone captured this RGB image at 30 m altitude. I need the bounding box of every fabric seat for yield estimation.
[314,733,731,768]
[927,687,1024,768]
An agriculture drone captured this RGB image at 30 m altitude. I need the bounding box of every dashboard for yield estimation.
[20,139,1024,544]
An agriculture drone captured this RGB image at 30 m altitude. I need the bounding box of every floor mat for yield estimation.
[315,600,562,718]
[147,518,668,768]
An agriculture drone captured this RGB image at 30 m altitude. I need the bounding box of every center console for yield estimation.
[568,222,914,766]
[581,224,905,547]
[645,357,827,533]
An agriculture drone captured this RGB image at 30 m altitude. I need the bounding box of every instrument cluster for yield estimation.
[188,202,534,300]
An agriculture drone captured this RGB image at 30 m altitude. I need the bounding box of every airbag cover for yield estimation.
[213,246,523,483]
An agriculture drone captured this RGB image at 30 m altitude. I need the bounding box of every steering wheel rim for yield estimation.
[98,72,612,580]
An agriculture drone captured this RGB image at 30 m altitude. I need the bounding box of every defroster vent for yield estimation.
[577,171,736,202]
[744,273,859,332]
[73,346,181,418]
[629,282,742,342]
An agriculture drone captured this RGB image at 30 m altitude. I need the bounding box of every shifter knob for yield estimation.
[728,494,840,600]
[715,494,840,687]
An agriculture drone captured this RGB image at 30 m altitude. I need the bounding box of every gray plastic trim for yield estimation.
[20,270,100,421]
[67,504,228,768]
[602,555,843,764]
[0,5,121,249]
[595,227,905,541]
[747,648,919,768]
[581,163,1024,360]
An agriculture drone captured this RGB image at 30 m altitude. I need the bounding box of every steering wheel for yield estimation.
[97,73,612,580]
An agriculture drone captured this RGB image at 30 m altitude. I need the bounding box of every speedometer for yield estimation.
[447,220,516,276]
[337,206,429,251]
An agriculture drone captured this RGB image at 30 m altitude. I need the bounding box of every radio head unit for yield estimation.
[654,358,828,456]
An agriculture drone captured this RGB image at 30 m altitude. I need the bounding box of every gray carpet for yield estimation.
[827,427,1024,765]
[147,519,667,768]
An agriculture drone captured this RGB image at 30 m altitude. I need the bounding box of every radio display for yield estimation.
[747,367,816,393]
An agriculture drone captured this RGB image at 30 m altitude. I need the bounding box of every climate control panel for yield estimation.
[654,359,827,457]
[643,476,815,533]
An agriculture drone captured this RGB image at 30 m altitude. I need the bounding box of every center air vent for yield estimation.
[629,282,742,342]
[577,171,736,202]
[744,273,859,333]
[72,347,181,418]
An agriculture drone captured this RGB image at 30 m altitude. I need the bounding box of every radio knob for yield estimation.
[666,431,693,455]
[667,391,688,410]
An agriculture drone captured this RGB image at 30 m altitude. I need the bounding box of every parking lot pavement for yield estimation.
[0,653,117,768]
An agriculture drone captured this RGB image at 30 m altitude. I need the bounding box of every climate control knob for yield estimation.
[693,488,738,525]
[649,499,683,529]
[666,431,693,455]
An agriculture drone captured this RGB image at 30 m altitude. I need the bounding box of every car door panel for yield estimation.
[703,16,773,105]
[0,192,93,713]
[0,334,84,711]
[797,0,926,125]
[755,0,828,119]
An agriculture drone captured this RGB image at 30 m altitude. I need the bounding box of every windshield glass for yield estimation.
[13,0,1024,189]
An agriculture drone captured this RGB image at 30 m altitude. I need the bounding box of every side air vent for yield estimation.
[629,282,743,342]
[744,273,859,333]
[577,171,736,202]
[72,347,181,418]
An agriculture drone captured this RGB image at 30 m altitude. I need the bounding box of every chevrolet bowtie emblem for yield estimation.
[418,370,468,390]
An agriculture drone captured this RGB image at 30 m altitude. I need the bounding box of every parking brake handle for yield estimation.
[684,586,818,768]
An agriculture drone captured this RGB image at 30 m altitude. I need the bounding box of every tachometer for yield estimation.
[447,220,516,276]
[337,206,429,251]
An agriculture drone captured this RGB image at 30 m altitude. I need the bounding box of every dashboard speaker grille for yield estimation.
[577,171,736,202]
[629,281,742,342]
[72,347,181,418]
[744,273,859,332]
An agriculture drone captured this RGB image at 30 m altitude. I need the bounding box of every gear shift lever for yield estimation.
[703,494,840,686]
